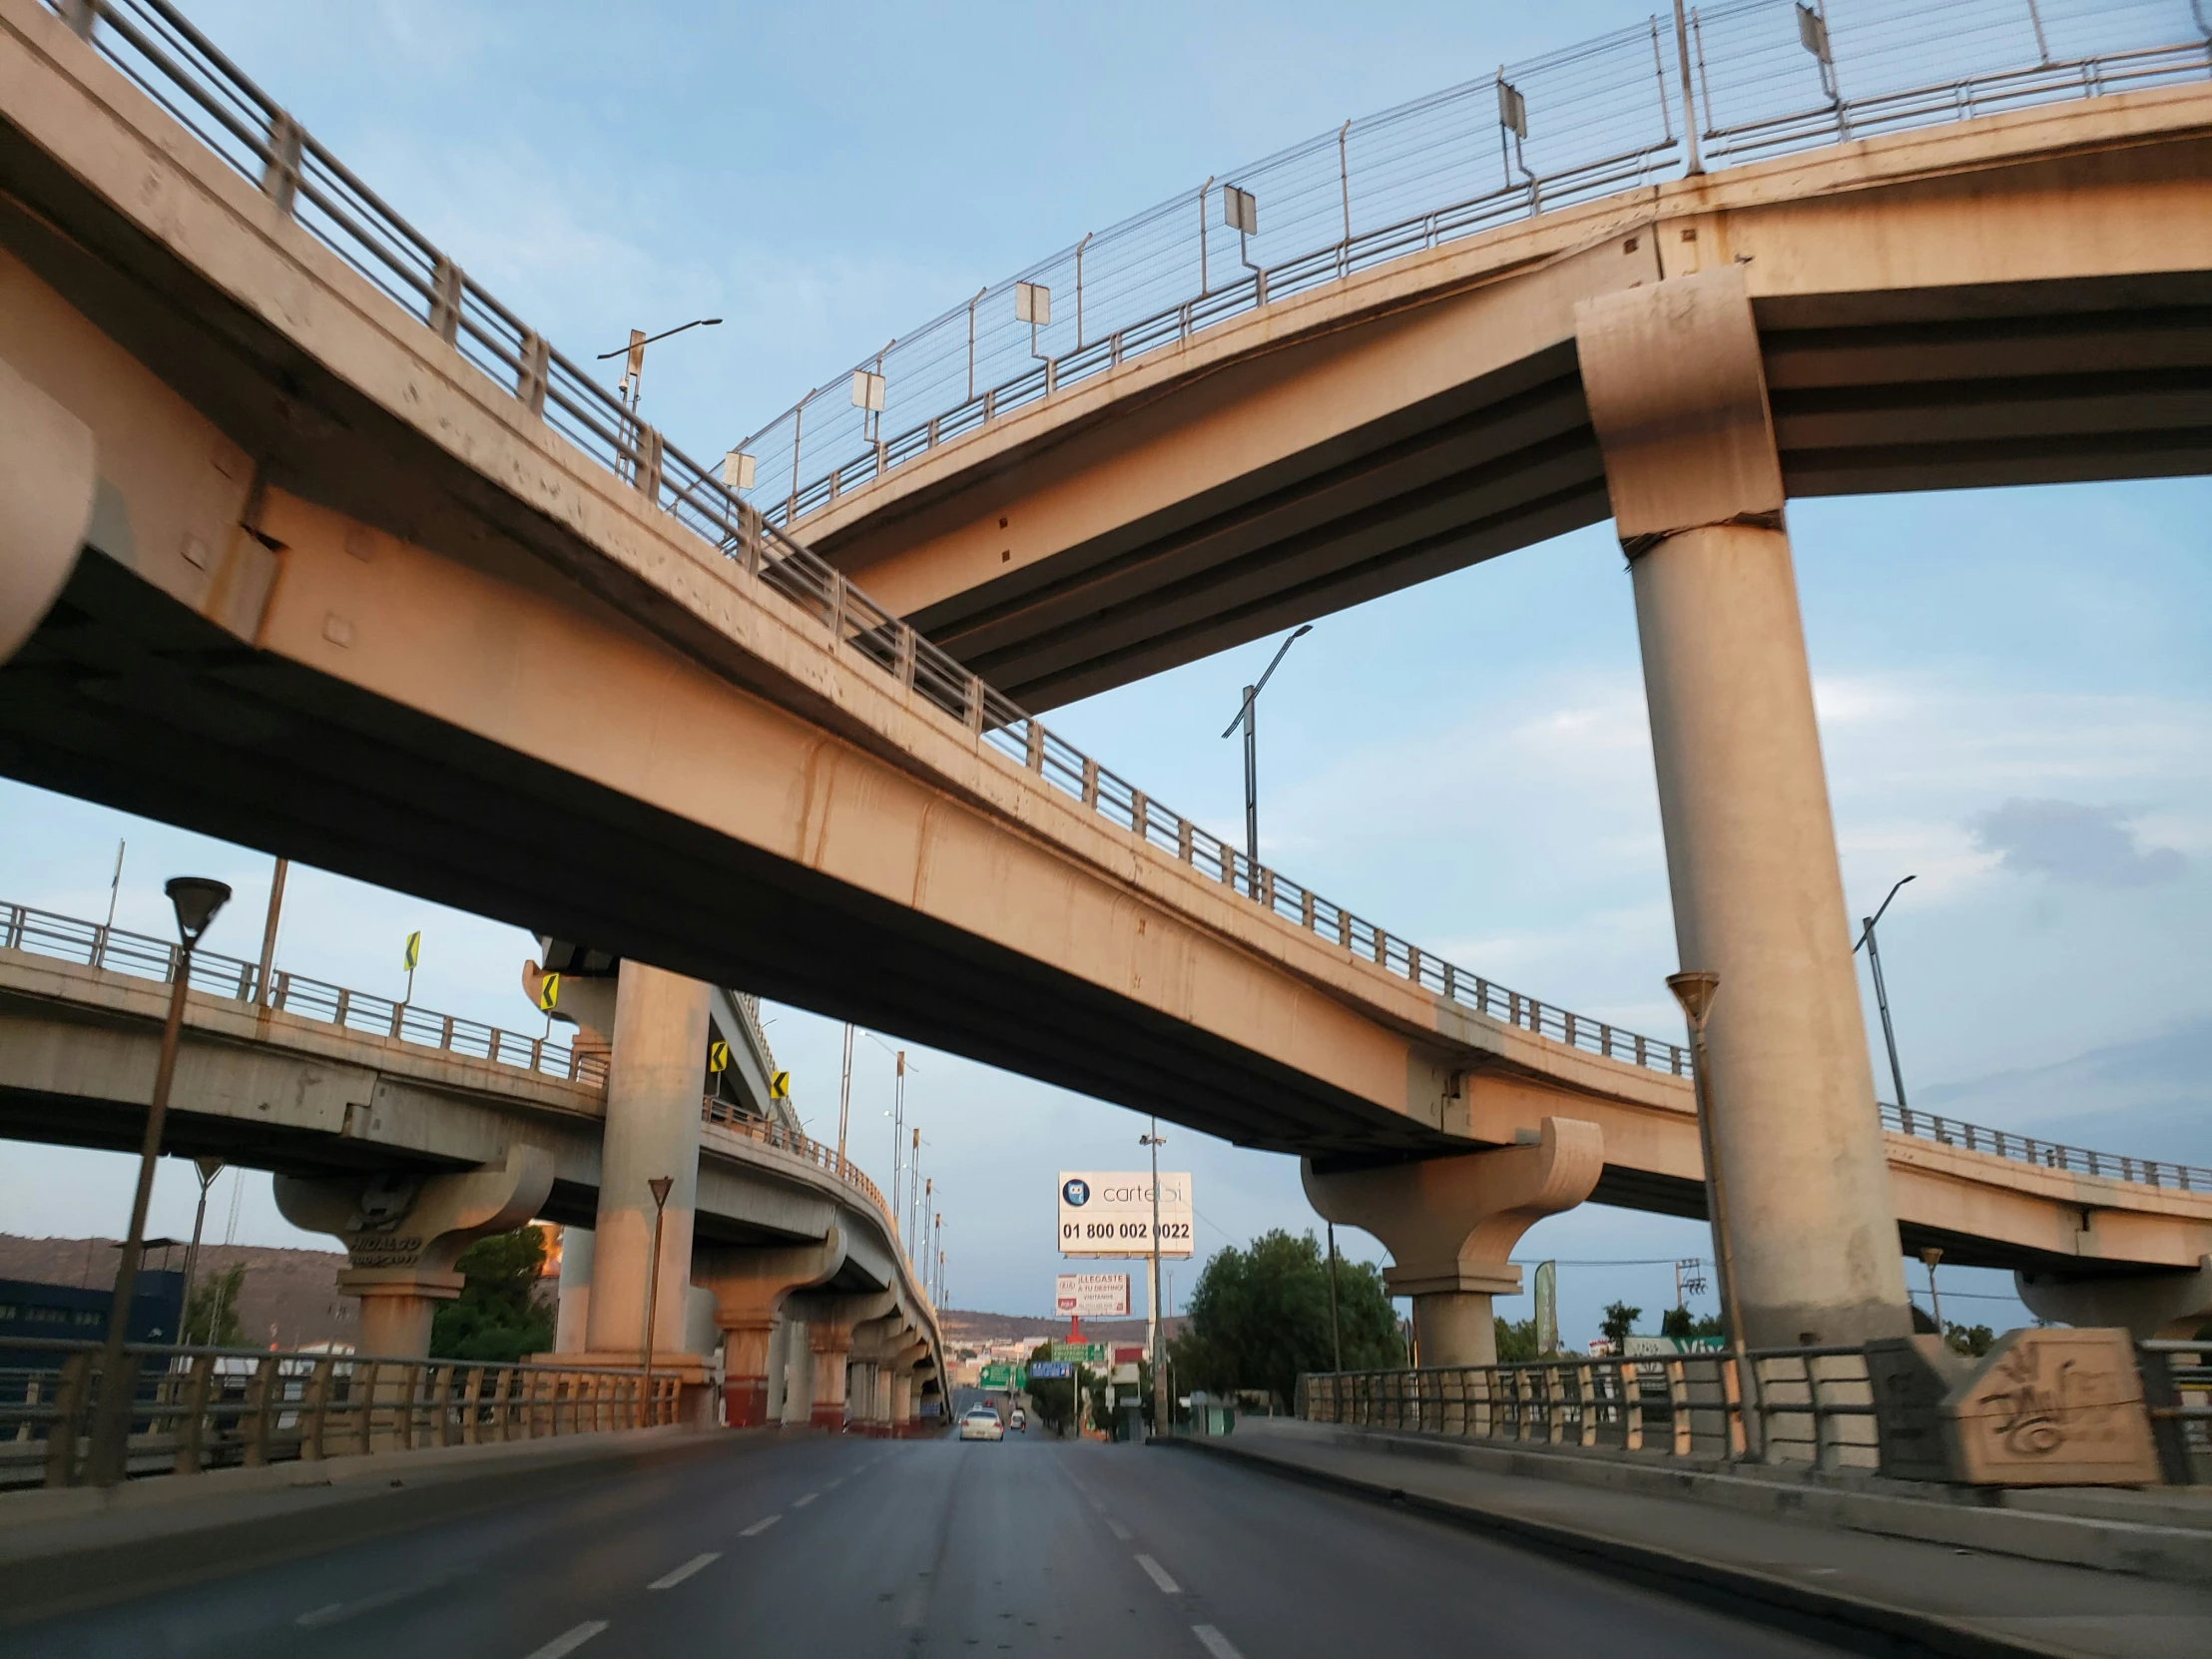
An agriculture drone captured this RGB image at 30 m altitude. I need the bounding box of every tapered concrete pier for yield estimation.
[1577,266,1911,1348]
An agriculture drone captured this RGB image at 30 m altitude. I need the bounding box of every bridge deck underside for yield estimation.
[873,278,2212,711]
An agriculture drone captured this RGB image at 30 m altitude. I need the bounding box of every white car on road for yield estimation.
[959,1406,1005,1441]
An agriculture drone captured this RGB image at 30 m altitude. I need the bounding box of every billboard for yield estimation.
[1055,1273,1131,1318]
[1057,1171,1193,1258]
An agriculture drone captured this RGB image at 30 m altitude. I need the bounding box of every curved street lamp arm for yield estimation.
[1854,873,1917,952]
[1221,624,1314,738]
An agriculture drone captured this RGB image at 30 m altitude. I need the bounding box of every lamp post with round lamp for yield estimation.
[87,875,231,1484]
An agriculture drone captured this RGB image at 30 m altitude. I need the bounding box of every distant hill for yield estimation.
[940,1308,1183,1348]
[0,1234,356,1350]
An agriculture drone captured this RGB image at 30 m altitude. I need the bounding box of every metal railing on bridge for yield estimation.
[0,897,603,1086]
[2,1336,674,1489]
[1881,1100,2212,1192]
[739,0,2212,523]
[1302,1339,2212,1481]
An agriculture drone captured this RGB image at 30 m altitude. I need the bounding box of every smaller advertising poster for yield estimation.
[1055,1273,1131,1318]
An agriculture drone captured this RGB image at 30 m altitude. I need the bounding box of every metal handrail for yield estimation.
[1,1336,674,1489]
[1304,1345,1881,1470]
[1881,1101,2212,1192]
[746,0,2212,523]
[0,897,605,1087]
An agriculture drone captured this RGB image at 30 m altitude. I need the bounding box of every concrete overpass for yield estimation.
[0,900,945,1432]
[6,895,2210,1348]
[2,0,2208,1358]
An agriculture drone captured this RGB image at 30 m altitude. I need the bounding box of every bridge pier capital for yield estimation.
[696,1228,848,1426]
[276,1143,554,1357]
[2016,1255,2212,1341]
[1304,1117,1603,1369]
[1576,264,1912,1350]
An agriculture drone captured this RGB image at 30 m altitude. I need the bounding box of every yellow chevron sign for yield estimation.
[770,1070,791,1099]
[708,1039,730,1073]
[536,972,560,1012]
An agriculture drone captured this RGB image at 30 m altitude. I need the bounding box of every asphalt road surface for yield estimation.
[18,1432,1847,1658]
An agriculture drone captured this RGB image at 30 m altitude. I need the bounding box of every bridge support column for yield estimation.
[2017,1257,2212,1340]
[788,1290,896,1431]
[276,1146,554,1358]
[1303,1118,1602,1369]
[699,1231,847,1427]
[582,961,710,1367]
[554,1226,593,1354]
[1576,266,1911,1349]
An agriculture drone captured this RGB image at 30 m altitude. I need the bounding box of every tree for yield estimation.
[1944,1322,1995,1358]
[1599,1301,1641,1347]
[1660,1306,1724,1341]
[1493,1316,1541,1362]
[183,1264,246,1347]
[1168,1230,1403,1410]
[429,1227,554,1363]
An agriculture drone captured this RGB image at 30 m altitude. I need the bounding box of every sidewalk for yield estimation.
[1167,1419,2212,1659]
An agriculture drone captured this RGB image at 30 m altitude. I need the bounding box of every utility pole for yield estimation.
[835,1022,853,1171]
[1221,625,1312,899]
[1326,1221,1343,1374]
[253,856,287,1007]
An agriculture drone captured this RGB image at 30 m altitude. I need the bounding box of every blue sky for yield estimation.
[4,0,2207,1346]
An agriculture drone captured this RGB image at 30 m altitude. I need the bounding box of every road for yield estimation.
[18,1432,1844,1658]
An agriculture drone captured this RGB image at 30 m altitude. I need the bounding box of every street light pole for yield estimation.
[597,315,724,416]
[88,875,231,1485]
[181,1155,225,1333]
[643,1176,674,1425]
[1221,625,1312,899]
[1140,1122,1168,1438]
[1855,875,1918,1113]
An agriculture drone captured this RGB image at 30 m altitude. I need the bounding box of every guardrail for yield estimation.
[1305,1339,2212,1482]
[1302,1346,1878,1468]
[742,0,2212,521]
[0,897,604,1086]
[2,1337,674,1489]
[1882,1101,2212,1192]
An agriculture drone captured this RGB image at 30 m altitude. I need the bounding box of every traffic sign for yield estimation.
[1051,1342,1105,1363]
[708,1039,730,1073]
[770,1070,791,1099]
[1028,1360,1072,1381]
[535,972,561,1013]
[979,1362,1012,1389]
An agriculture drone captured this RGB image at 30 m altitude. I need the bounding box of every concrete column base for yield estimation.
[337,1268,464,1359]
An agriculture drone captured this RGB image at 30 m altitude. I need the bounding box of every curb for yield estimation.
[1161,1434,2087,1659]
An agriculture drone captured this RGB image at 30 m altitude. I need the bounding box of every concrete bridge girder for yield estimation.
[2016,1256,2212,1342]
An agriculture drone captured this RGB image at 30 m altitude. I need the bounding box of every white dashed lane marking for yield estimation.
[647,1552,720,1591]
[1136,1555,1181,1595]
[522,1622,608,1659]
[794,1491,818,1507]
[1193,1624,1246,1659]
[1106,1518,1132,1541]
[741,1514,782,1537]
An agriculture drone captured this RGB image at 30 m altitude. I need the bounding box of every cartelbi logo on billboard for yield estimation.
[1057,1171,1193,1258]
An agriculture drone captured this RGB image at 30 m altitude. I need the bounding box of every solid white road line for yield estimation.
[741,1514,783,1536]
[647,1552,721,1591]
[794,1491,818,1507]
[1106,1518,1132,1541]
[1135,1555,1181,1595]
[1192,1624,1246,1659]
[522,1622,609,1659]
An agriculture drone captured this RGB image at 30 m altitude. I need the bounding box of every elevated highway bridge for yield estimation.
[1,0,2207,1357]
